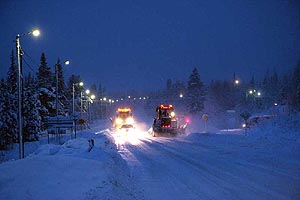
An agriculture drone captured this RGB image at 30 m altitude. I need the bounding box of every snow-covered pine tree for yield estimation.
[23,73,41,141]
[186,68,205,114]
[36,53,56,117]
[208,80,235,113]
[0,79,9,149]
[37,53,52,89]
[52,59,68,116]
[0,51,18,149]
[5,50,18,144]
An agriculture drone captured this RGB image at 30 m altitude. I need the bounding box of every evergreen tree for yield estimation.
[37,53,52,89]
[5,50,18,144]
[52,59,66,97]
[173,80,186,97]
[23,73,41,141]
[0,79,9,149]
[186,68,205,113]
[36,53,56,117]
[209,80,235,112]
[67,75,82,99]
[53,59,69,116]
[7,50,18,94]
[291,62,300,111]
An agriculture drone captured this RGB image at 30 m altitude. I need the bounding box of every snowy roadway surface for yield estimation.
[0,119,300,200]
[115,130,300,200]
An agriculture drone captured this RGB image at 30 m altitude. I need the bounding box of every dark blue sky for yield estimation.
[1,0,299,93]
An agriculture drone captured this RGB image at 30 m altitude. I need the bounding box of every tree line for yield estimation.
[0,51,105,149]
[154,62,300,117]
[1,49,299,149]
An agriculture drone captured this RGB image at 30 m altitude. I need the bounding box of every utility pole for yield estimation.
[16,34,23,159]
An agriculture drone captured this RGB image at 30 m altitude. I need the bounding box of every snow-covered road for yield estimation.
[114,130,300,200]
[1,117,299,200]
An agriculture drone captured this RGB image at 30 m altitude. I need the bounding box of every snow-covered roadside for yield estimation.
[1,114,299,200]
[0,120,143,200]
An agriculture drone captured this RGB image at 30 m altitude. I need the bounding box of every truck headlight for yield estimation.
[116,118,122,124]
[170,112,175,117]
[126,118,134,124]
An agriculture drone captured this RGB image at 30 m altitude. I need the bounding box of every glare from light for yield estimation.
[257,92,261,96]
[32,29,40,37]
[235,80,239,85]
[91,94,96,99]
[242,123,246,128]
[86,90,90,94]
[79,82,83,86]
[64,60,70,65]
[112,125,149,148]
[179,94,183,98]
[170,112,175,117]
[249,90,253,94]
[116,118,122,125]
[103,97,107,101]
[126,117,134,124]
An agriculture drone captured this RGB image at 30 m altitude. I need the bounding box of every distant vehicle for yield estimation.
[111,108,134,129]
[242,115,274,128]
[151,104,188,137]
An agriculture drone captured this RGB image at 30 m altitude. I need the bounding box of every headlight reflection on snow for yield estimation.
[112,125,148,148]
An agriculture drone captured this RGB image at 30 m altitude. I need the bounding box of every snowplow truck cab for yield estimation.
[151,104,187,137]
[113,108,134,128]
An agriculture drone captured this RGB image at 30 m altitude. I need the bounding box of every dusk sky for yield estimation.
[1,0,299,93]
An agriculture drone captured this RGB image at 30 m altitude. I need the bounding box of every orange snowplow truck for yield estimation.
[151,104,188,137]
[112,108,134,128]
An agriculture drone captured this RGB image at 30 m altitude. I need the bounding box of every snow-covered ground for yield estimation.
[0,112,300,200]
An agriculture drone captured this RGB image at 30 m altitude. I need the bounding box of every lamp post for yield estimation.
[89,94,96,123]
[16,29,40,159]
[54,60,69,142]
[72,82,83,138]
[72,82,83,116]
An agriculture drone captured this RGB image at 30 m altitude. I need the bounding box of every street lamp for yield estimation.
[72,81,83,116]
[16,28,40,159]
[72,81,83,138]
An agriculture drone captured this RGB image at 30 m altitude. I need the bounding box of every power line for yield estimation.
[22,57,36,74]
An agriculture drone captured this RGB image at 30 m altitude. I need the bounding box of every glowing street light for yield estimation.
[72,81,84,117]
[179,94,183,98]
[86,89,90,95]
[32,30,40,37]
[16,28,40,159]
